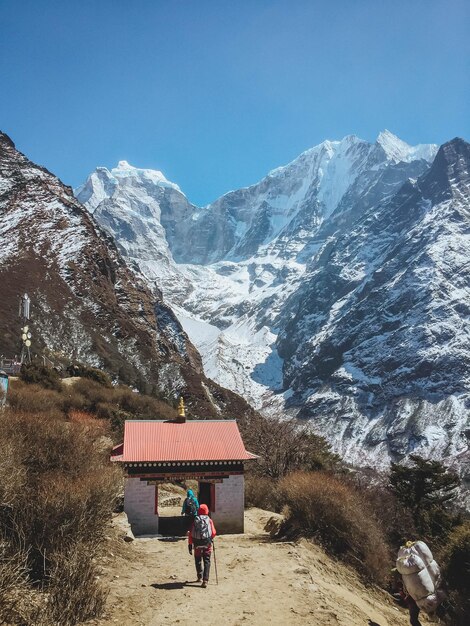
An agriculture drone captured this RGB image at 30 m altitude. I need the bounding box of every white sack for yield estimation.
[396,553,426,575]
[397,541,444,615]
[403,567,435,601]
[398,540,433,564]
[416,589,446,613]
[413,541,434,565]
[427,559,441,586]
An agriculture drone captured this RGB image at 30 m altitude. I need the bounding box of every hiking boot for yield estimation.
[197,575,202,582]
[201,580,207,588]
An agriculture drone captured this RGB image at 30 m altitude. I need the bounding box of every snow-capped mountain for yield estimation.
[0,131,258,421]
[278,138,470,467]
[75,131,470,470]
[75,160,197,302]
[77,131,437,412]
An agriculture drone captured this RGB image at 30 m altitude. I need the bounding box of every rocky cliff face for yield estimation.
[277,138,470,466]
[0,132,257,420]
[77,133,437,410]
[76,132,470,469]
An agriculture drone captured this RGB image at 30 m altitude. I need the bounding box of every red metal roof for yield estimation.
[118,420,257,462]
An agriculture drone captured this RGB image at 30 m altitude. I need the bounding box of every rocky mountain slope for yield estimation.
[278,138,470,466]
[77,131,470,468]
[0,131,257,420]
[77,132,436,410]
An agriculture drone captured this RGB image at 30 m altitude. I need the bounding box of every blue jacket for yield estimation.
[182,490,199,515]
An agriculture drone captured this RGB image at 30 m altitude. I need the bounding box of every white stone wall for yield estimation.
[212,474,244,534]
[124,477,159,536]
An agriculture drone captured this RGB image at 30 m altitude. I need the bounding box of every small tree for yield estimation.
[389,455,460,538]
[240,413,340,479]
[20,361,62,391]
[66,362,112,388]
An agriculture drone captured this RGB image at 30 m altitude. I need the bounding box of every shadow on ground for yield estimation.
[151,580,204,590]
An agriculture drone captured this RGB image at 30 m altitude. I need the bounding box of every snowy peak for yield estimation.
[267,134,365,179]
[430,136,470,181]
[0,131,15,149]
[77,131,439,268]
[420,137,470,203]
[376,129,438,163]
[110,160,181,191]
[75,161,183,213]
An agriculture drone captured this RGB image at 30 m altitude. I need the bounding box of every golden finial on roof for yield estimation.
[178,396,186,418]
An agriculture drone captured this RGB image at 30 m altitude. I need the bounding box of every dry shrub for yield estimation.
[439,522,470,625]
[278,471,390,584]
[1,409,110,477]
[346,471,418,550]
[0,547,33,624]
[20,361,62,391]
[245,475,279,511]
[61,388,88,414]
[8,381,64,417]
[113,385,175,419]
[0,407,121,624]
[66,362,112,387]
[17,468,120,576]
[239,412,340,479]
[44,543,108,626]
[71,378,115,412]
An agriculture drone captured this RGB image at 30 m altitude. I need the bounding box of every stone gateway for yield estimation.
[111,405,257,536]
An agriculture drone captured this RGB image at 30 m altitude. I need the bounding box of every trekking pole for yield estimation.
[212,539,219,585]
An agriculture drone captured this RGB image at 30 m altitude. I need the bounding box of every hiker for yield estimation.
[396,582,422,626]
[181,489,199,529]
[395,540,446,625]
[188,504,216,588]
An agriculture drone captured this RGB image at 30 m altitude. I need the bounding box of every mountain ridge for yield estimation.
[75,132,469,470]
[0,130,259,421]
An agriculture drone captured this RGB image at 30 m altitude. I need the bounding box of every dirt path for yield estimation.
[92,509,420,626]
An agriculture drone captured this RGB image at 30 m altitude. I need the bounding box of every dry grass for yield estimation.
[0,405,121,625]
[45,543,108,626]
[278,471,390,585]
[245,475,279,511]
[0,547,33,625]
[439,522,470,625]
[7,377,177,441]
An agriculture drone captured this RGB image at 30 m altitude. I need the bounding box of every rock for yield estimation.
[112,511,135,542]
[264,514,284,537]
[160,497,182,507]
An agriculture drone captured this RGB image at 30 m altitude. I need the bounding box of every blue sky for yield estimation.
[1,0,468,205]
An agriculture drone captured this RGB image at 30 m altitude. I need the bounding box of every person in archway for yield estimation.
[181,489,199,529]
[188,504,216,587]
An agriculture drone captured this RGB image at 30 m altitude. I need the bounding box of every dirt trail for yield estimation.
[92,509,421,626]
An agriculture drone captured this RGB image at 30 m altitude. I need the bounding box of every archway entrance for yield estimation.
[155,479,216,537]
[156,481,196,537]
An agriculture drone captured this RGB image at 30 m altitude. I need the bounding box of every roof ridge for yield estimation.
[124,419,238,423]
